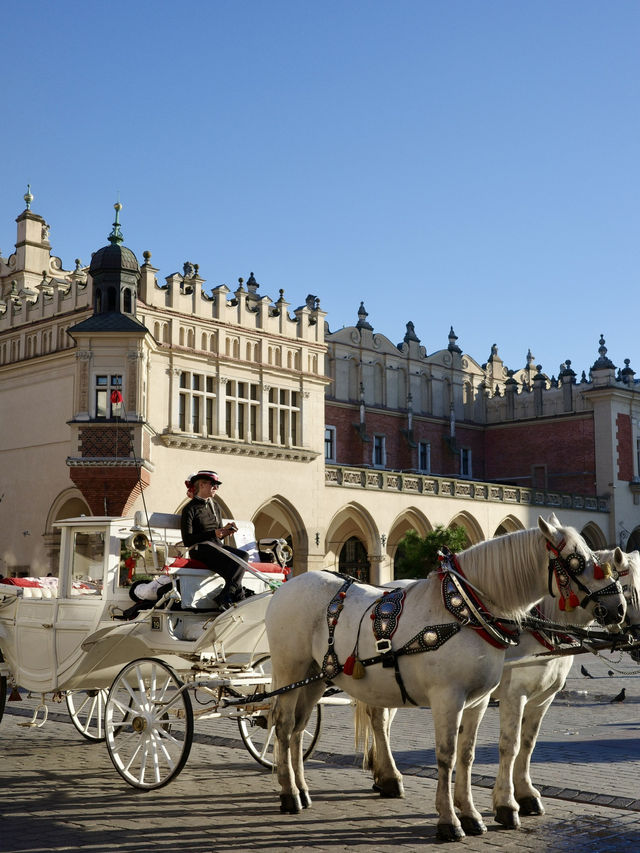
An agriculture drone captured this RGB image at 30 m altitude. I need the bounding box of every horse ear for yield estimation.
[613,547,625,568]
[538,516,559,545]
[547,512,561,527]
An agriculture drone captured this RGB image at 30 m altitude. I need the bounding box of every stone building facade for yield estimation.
[2,192,639,583]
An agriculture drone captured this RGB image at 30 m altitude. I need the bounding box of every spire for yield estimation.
[108,201,124,246]
[448,326,461,354]
[24,184,33,210]
[591,334,615,370]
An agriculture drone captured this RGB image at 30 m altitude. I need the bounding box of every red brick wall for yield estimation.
[70,466,151,516]
[484,415,596,495]
[617,413,633,481]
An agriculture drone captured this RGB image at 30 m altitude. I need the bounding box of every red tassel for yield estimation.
[9,686,22,701]
[343,654,356,676]
[569,592,580,609]
[558,596,566,611]
[594,564,604,580]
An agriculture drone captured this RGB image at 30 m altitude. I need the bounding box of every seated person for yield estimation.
[180,469,248,608]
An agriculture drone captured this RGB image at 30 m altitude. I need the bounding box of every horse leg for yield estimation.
[271,690,305,814]
[453,701,489,836]
[431,699,465,841]
[512,695,555,816]
[492,686,526,830]
[356,704,404,798]
[288,682,326,810]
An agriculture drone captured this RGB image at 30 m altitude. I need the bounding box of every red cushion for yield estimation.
[0,578,43,587]
[168,557,209,570]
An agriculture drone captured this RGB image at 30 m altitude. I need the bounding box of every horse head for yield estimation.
[613,549,640,661]
[538,515,626,627]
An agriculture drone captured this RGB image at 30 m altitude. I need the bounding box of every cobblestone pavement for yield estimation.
[0,654,638,852]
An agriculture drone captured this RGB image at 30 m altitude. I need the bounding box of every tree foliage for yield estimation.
[394,525,469,579]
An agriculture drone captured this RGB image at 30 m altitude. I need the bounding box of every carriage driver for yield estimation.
[180,470,248,609]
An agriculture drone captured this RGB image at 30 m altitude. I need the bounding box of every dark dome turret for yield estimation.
[89,202,141,319]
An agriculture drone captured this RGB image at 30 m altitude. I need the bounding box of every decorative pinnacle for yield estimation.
[108,201,124,245]
[24,184,33,210]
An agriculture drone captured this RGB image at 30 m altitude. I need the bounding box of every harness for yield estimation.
[545,540,623,620]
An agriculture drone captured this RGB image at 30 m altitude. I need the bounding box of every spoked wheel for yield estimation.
[66,689,108,741]
[105,658,193,790]
[236,656,322,769]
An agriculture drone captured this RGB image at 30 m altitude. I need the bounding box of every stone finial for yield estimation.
[591,334,615,370]
[526,348,535,366]
[356,301,373,331]
[24,184,33,210]
[142,251,152,265]
[448,326,461,353]
[620,358,635,385]
[398,321,420,349]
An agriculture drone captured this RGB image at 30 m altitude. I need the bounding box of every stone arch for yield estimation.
[387,508,433,576]
[493,514,525,537]
[581,521,608,551]
[251,495,308,576]
[325,502,380,583]
[448,510,484,545]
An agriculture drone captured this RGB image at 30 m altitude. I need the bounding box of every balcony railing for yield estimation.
[325,465,608,513]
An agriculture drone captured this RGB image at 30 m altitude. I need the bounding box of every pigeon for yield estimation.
[608,670,615,677]
[610,688,626,703]
[581,665,594,678]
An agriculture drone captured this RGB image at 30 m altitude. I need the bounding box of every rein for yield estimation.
[545,540,623,619]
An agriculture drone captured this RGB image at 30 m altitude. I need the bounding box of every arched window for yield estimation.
[123,289,132,313]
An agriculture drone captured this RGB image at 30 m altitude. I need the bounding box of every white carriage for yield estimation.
[0,511,329,789]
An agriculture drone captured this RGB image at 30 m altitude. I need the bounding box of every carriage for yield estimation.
[0,510,336,789]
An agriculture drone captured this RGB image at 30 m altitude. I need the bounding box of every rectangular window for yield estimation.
[418,441,431,473]
[178,371,216,436]
[460,447,472,478]
[325,426,336,462]
[225,380,260,440]
[267,387,300,447]
[373,434,386,468]
[94,374,122,419]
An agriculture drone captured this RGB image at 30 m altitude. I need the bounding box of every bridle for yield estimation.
[546,538,624,621]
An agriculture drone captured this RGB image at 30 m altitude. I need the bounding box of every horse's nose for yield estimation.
[617,603,626,619]
[593,603,624,625]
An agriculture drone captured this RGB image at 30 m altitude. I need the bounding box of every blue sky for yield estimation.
[2,1,638,380]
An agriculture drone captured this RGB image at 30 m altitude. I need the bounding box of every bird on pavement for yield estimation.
[610,688,626,703]
[581,665,594,678]
[608,670,615,677]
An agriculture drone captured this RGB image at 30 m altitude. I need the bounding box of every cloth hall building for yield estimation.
[2,193,640,583]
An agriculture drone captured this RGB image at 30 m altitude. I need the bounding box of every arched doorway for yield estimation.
[339,536,370,583]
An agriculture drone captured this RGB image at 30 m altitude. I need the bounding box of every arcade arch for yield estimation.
[493,514,525,537]
[581,521,607,551]
[325,502,380,584]
[448,511,484,546]
[252,495,308,575]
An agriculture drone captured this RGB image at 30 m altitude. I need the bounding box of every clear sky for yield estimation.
[2,1,638,380]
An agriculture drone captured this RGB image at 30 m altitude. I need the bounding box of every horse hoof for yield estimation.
[373,779,405,798]
[280,793,302,814]
[299,790,312,809]
[495,806,520,829]
[518,796,544,816]
[460,816,487,836]
[436,823,465,842]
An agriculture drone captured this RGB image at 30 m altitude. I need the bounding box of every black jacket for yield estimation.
[180,497,222,548]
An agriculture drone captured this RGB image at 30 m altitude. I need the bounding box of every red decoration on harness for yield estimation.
[594,564,605,580]
[343,654,356,676]
[568,591,580,609]
[9,686,22,701]
[339,591,346,599]
[558,596,566,612]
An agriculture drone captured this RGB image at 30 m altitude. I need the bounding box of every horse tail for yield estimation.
[353,700,375,771]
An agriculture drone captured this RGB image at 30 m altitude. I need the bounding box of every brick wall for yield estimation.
[484,414,596,495]
[70,466,151,516]
[617,413,633,481]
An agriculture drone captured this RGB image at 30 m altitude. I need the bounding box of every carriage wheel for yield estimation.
[105,658,193,790]
[66,689,109,741]
[238,702,322,769]
[236,656,322,769]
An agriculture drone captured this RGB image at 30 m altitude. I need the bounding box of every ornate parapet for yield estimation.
[324,464,609,512]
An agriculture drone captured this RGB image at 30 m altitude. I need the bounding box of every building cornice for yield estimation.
[159,431,320,462]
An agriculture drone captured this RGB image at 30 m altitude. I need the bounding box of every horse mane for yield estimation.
[454,526,551,620]
[625,551,640,616]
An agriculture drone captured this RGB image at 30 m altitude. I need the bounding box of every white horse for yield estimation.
[265,516,626,842]
[355,545,638,831]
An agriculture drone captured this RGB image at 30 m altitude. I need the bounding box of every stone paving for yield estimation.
[0,653,638,851]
